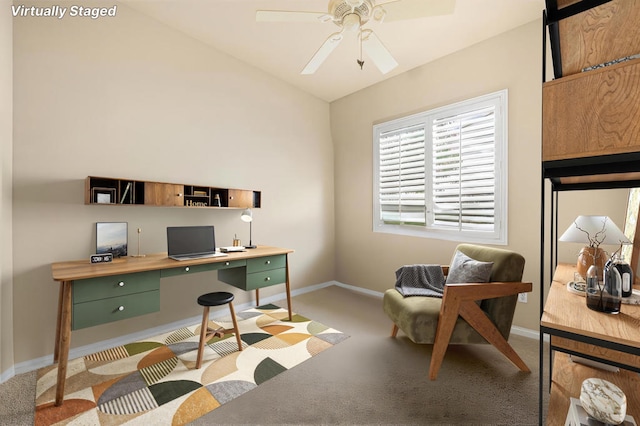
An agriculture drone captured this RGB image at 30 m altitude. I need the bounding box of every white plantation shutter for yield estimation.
[373,89,507,244]
[378,124,426,225]
[429,106,496,231]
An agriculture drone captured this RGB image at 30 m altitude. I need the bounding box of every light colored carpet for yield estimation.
[0,285,548,425]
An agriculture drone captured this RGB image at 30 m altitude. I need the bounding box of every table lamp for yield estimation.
[240,208,257,249]
[559,215,631,280]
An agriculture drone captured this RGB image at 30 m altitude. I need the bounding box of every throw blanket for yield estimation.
[395,264,445,298]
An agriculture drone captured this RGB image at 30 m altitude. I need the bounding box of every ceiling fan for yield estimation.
[256,0,456,75]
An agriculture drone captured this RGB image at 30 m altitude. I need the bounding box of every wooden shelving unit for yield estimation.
[540,1,640,424]
[541,264,640,425]
[543,57,640,162]
[84,176,261,209]
[548,353,640,425]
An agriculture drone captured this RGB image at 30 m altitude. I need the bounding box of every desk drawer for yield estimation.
[73,271,160,304]
[218,266,286,291]
[247,268,286,290]
[247,255,286,273]
[72,290,160,330]
[160,260,246,278]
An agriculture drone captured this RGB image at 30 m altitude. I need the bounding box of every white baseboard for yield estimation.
[333,281,541,340]
[334,281,386,298]
[0,365,16,383]
[3,280,540,380]
[510,325,541,340]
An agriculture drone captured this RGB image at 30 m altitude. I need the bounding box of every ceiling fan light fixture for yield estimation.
[329,0,372,24]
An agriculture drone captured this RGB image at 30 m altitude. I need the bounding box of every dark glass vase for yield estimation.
[586,262,622,314]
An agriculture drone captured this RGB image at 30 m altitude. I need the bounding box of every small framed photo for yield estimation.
[96,222,128,257]
[92,187,116,204]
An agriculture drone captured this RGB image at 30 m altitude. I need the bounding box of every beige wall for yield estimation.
[330,19,629,331]
[11,1,334,364]
[1,3,14,376]
[8,3,632,373]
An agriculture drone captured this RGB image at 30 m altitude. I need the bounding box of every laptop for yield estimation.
[167,226,227,261]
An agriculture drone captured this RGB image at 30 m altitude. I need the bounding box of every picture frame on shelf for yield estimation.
[92,187,116,204]
[96,222,128,258]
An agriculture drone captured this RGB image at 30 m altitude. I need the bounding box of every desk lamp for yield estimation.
[559,215,630,280]
[240,208,257,249]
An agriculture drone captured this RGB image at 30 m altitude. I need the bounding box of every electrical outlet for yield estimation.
[518,293,527,303]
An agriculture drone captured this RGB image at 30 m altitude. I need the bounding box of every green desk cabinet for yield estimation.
[218,254,286,291]
[72,271,160,330]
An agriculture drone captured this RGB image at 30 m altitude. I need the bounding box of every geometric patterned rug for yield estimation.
[34,304,348,425]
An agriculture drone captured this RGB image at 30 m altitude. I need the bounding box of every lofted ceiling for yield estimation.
[122,0,545,102]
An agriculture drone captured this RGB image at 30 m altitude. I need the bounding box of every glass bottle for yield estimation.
[585,265,602,312]
[599,258,622,313]
[614,254,634,298]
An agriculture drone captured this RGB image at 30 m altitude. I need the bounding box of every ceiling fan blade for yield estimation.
[301,32,344,75]
[256,10,329,23]
[360,30,398,74]
[379,0,456,22]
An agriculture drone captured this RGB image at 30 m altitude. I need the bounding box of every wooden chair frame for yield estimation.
[391,271,533,380]
[429,280,532,379]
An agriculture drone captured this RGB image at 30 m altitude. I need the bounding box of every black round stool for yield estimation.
[195,291,243,369]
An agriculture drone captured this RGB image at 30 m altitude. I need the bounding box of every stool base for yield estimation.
[195,301,242,369]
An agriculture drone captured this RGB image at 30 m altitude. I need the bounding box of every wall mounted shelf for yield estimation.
[84,176,261,209]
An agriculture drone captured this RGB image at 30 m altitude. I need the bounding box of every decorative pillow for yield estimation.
[445,250,494,284]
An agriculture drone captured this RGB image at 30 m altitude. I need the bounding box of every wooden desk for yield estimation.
[541,263,640,425]
[50,245,293,407]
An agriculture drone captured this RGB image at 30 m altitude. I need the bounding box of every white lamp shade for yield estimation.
[240,208,253,223]
[559,215,631,246]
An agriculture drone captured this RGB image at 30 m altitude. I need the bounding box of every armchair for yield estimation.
[382,244,533,380]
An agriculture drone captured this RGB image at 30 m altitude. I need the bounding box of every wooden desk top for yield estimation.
[51,246,294,282]
[541,263,640,349]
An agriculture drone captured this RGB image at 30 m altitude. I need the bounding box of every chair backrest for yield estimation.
[454,244,526,340]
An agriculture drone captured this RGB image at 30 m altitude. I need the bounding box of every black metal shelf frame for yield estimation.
[538,2,634,424]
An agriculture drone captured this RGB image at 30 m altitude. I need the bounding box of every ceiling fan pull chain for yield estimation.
[357,32,365,70]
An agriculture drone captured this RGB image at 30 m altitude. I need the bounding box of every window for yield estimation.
[373,90,508,244]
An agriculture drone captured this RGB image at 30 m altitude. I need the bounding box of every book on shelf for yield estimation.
[565,397,636,426]
[120,182,131,204]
